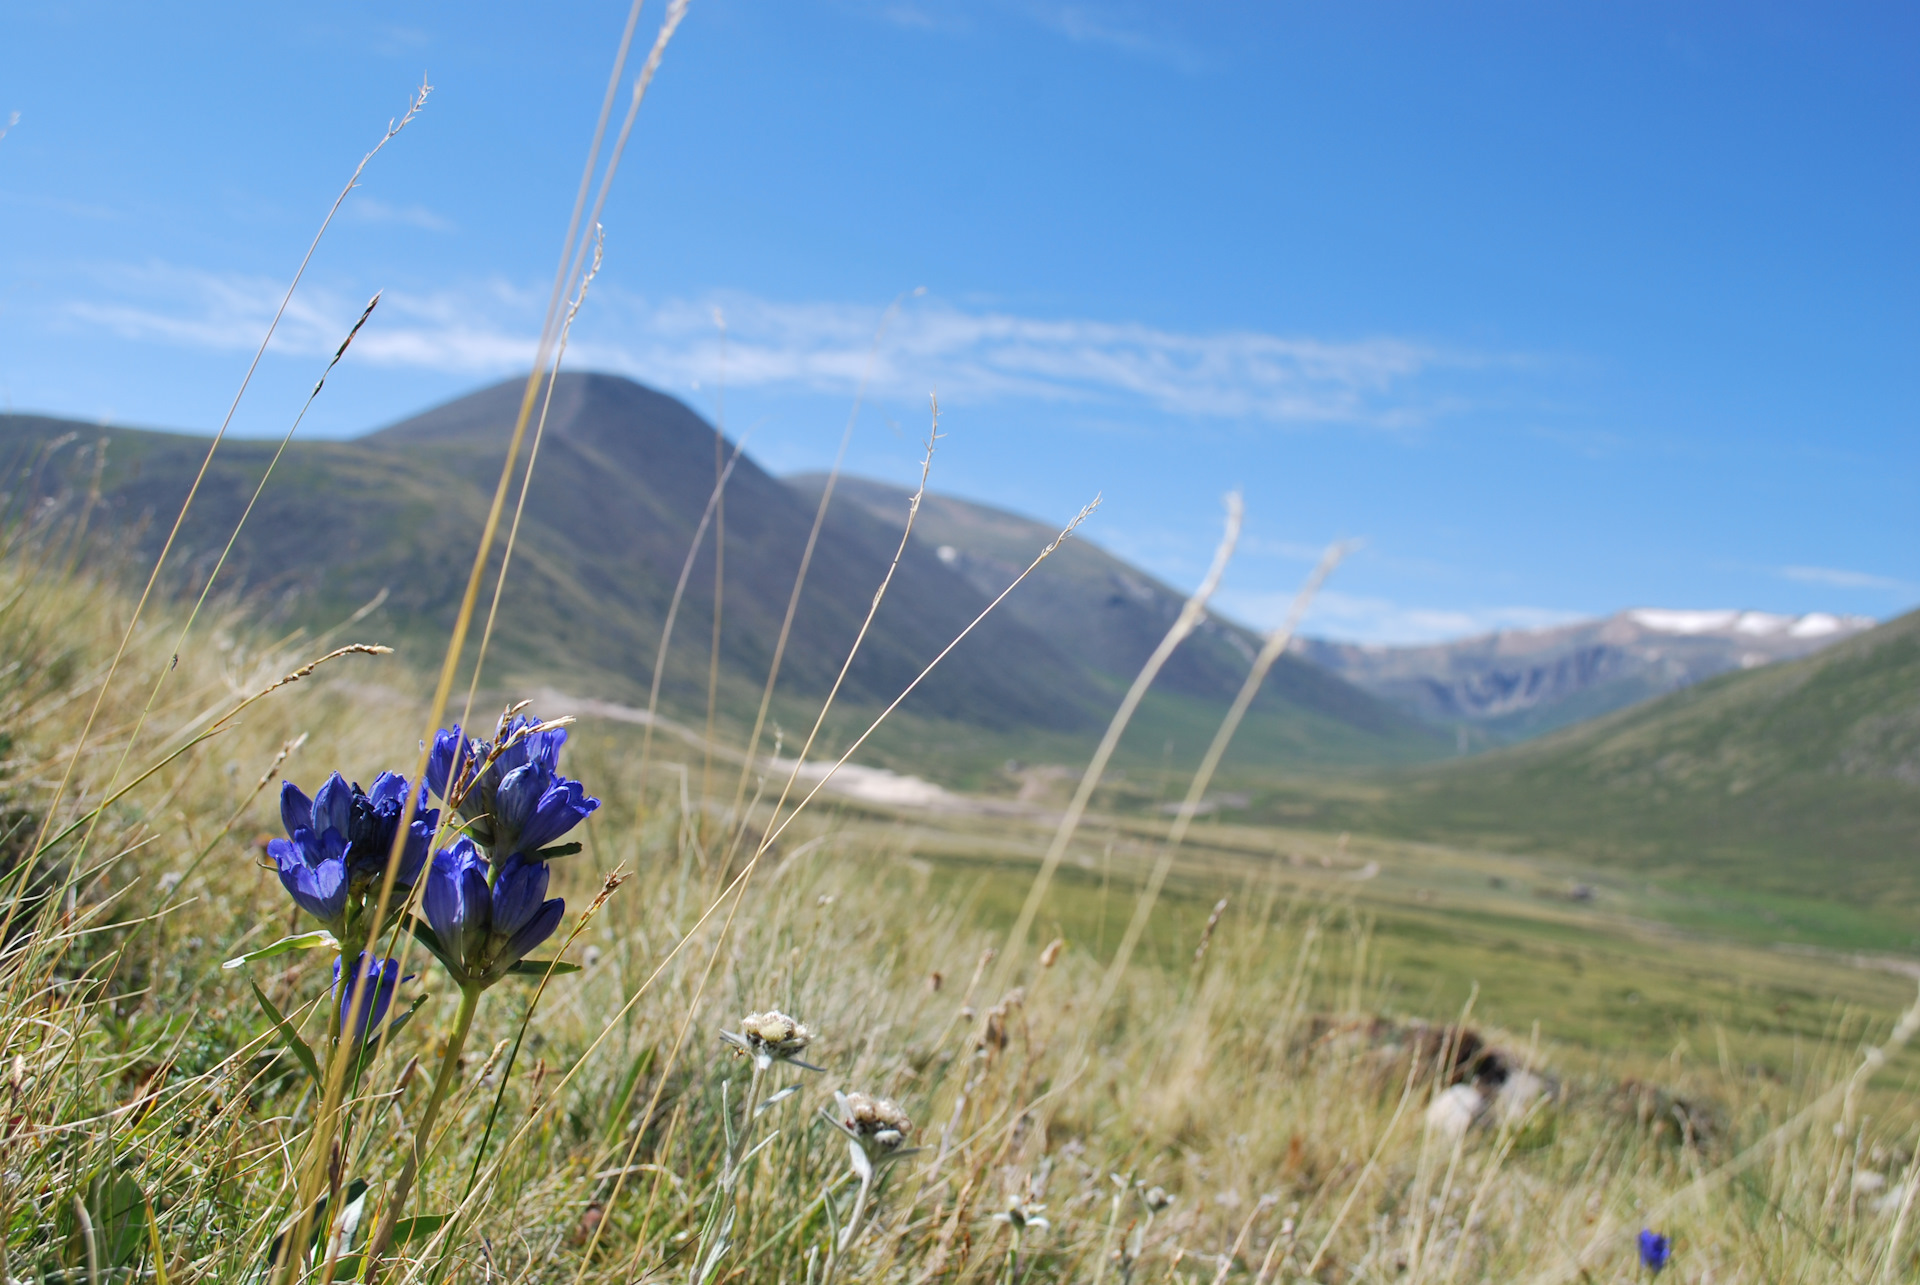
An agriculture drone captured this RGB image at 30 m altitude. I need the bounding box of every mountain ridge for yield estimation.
[1295,606,1876,742]
[0,372,1442,777]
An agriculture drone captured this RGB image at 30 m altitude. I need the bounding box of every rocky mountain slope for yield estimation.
[1295,608,1874,741]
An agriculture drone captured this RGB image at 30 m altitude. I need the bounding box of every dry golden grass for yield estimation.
[4,531,1920,1285]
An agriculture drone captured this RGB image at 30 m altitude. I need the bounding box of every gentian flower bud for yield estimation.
[1637,1229,1670,1273]
[422,838,565,989]
[334,953,403,1045]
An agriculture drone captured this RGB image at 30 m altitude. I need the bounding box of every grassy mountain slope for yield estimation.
[0,374,1440,776]
[796,474,1447,770]
[1255,607,1920,943]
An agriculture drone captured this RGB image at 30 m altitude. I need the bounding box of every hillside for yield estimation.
[1259,607,1920,945]
[1294,608,1874,742]
[795,473,1442,769]
[0,373,1442,778]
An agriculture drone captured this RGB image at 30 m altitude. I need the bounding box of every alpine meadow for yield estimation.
[3,6,1919,1285]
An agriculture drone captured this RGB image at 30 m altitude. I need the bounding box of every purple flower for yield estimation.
[425,718,596,860]
[1637,1230,1670,1273]
[422,838,565,988]
[333,953,403,1045]
[270,772,438,929]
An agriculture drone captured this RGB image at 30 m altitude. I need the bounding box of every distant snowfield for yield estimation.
[767,759,961,809]
[553,694,970,812]
[1624,608,1872,639]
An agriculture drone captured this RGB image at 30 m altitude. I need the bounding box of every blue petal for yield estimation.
[315,825,350,863]
[395,812,437,886]
[279,780,312,840]
[493,763,547,840]
[423,841,476,963]
[312,772,354,839]
[498,898,564,971]
[426,726,468,801]
[490,855,550,940]
[515,777,598,854]
[276,848,347,924]
[335,953,402,1044]
[367,771,409,810]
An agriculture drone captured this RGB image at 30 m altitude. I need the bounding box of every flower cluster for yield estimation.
[422,840,565,988]
[426,715,598,863]
[419,714,599,992]
[269,771,437,938]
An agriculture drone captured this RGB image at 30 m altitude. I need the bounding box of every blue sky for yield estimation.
[1,1,1914,642]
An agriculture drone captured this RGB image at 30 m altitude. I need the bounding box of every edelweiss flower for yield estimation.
[992,1199,1049,1232]
[721,1011,821,1070]
[826,1090,916,1173]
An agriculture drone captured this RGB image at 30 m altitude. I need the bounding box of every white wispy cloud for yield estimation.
[1778,564,1914,593]
[347,197,456,232]
[1218,586,1585,645]
[58,267,1483,430]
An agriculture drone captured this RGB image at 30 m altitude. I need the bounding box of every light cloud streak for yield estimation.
[58,266,1482,431]
[1219,585,1585,644]
[1779,564,1914,593]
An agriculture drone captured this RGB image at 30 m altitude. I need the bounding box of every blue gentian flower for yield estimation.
[422,838,565,988]
[426,718,596,860]
[492,763,597,857]
[1637,1229,1670,1273]
[344,771,438,890]
[270,772,438,930]
[333,953,403,1045]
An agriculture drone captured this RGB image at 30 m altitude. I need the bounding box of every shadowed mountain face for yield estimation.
[796,474,1417,740]
[0,373,1441,771]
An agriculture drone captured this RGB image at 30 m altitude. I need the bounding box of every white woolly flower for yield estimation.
[720,1010,822,1071]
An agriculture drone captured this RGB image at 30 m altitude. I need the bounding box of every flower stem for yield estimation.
[363,982,480,1280]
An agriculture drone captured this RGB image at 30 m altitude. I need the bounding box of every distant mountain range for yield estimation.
[0,373,1443,781]
[1294,608,1876,743]
[1261,605,1920,947]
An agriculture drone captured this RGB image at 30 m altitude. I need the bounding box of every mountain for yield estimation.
[0,373,1441,779]
[1262,607,1920,946]
[1294,608,1875,743]
[794,474,1445,769]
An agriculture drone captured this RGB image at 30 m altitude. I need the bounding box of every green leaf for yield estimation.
[84,1171,147,1268]
[223,930,339,970]
[532,841,582,860]
[248,980,321,1085]
[347,994,429,1090]
[327,1213,449,1279]
[505,958,581,977]
[392,1214,452,1245]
